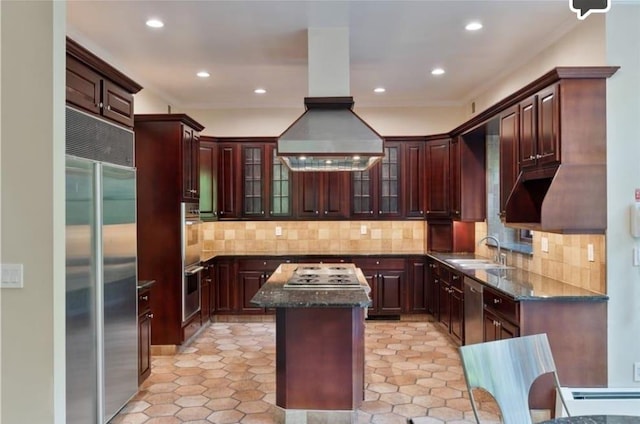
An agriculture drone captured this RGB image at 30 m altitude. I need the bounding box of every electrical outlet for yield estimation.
[275,226,282,236]
[360,225,367,235]
[541,237,549,253]
[634,362,640,382]
[587,243,595,262]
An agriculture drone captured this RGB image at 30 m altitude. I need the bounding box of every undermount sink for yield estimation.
[445,258,514,270]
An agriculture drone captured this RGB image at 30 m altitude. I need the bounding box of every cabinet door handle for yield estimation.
[261,210,264,215]
[370,211,374,214]
[99,102,104,108]
[379,210,382,214]
[315,210,319,214]
[147,313,154,319]
[324,211,328,215]
[536,154,542,159]
[420,210,424,214]
[493,298,502,304]
[140,295,149,301]
[106,105,111,111]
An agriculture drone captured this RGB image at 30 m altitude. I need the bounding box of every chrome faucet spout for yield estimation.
[477,235,502,264]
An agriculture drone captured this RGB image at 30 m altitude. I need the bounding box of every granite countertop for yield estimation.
[137,280,156,291]
[428,252,607,301]
[540,416,640,424]
[250,263,372,308]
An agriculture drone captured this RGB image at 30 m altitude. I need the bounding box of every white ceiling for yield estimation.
[66,0,580,110]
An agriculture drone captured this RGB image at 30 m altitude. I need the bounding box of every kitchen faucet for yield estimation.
[477,235,503,264]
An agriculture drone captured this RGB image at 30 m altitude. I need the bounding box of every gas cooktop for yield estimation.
[284,265,362,290]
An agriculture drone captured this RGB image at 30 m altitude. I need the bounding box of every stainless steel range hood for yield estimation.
[277,28,384,172]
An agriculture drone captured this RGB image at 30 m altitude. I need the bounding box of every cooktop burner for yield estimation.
[284,264,362,289]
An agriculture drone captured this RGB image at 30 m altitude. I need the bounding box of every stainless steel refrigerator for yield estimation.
[65,107,138,423]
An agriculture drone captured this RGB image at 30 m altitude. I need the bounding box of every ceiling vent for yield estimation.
[277,28,384,172]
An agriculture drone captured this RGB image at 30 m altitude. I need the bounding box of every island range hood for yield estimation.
[277,28,384,172]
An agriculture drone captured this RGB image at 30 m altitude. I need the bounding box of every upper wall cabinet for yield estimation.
[351,141,404,219]
[493,67,618,232]
[425,138,451,219]
[451,133,486,222]
[295,171,350,219]
[205,138,292,220]
[199,137,219,220]
[66,38,142,128]
[518,84,560,172]
[135,114,205,204]
[241,142,292,219]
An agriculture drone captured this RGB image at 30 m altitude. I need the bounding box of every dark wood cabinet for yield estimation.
[199,138,219,220]
[237,258,289,313]
[351,142,403,219]
[242,144,268,218]
[426,259,439,316]
[518,84,560,172]
[295,172,350,219]
[437,267,464,344]
[182,127,200,201]
[201,264,212,323]
[215,259,235,313]
[135,114,205,346]
[353,257,405,317]
[482,287,520,342]
[138,287,152,385]
[217,143,242,219]
[403,140,426,218]
[499,105,520,217]
[241,142,293,219]
[407,258,427,313]
[451,133,486,221]
[66,38,141,128]
[425,138,451,219]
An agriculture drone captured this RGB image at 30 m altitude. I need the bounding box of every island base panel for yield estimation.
[276,307,365,410]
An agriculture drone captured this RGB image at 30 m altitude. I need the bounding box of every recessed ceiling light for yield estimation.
[353,156,361,161]
[299,156,307,161]
[465,21,483,31]
[196,71,210,78]
[374,87,386,93]
[145,18,164,28]
[325,160,333,165]
[254,88,267,94]
[431,68,445,76]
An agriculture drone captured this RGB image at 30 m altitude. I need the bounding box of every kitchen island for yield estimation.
[251,263,371,424]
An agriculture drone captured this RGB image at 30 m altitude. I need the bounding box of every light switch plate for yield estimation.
[1,264,24,289]
[587,243,595,262]
[541,237,549,253]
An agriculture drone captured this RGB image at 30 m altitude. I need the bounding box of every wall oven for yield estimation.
[182,202,202,322]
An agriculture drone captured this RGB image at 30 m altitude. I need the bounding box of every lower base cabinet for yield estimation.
[353,258,405,317]
[138,287,152,385]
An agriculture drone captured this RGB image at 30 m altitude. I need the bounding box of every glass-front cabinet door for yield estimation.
[269,146,291,217]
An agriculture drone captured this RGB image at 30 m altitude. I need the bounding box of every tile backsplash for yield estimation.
[202,220,426,255]
[202,220,605,294]
[475,222,606,293]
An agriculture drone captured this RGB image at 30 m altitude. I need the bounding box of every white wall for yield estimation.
[181,105,464,138]
[1,1,66,423]
[468,15,606,119]
[134,88,172,115]
[605,3,640,387]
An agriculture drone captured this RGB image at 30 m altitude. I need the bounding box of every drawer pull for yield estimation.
[147,313,154,319]
[140,295,148,301]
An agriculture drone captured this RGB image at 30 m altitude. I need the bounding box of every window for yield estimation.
[486,134,533,254]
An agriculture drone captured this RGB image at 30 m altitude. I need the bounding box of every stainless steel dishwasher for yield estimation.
[464,277,484,345]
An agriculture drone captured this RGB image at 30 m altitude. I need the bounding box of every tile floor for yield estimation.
[112,316,503,424]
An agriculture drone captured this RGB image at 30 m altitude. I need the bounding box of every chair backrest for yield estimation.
[459,333,569,424]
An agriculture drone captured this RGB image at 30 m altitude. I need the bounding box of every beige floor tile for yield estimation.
[113,318,504,423]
